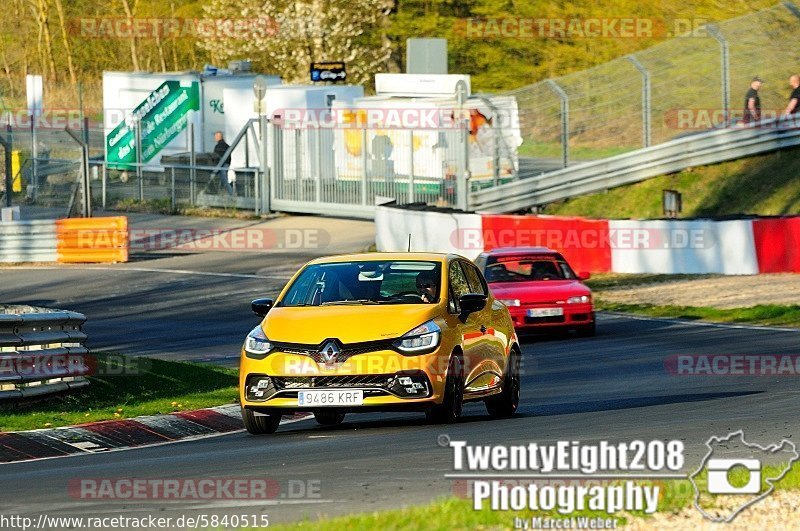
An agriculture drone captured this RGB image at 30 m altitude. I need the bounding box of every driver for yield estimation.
[415,271,439,303]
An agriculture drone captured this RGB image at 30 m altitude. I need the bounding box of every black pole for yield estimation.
[2,124,11,207]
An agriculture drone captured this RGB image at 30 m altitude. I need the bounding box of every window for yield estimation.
[448,260,471,313]
[462,261,488,296]
[484,255,576,283]
[279,260,441,306]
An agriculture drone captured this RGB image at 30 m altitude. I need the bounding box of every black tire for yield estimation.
[485,349,520,418]
[426,354,464,424]
[576,321,596,337]
[242,408,282,435]
[314,410,346,426]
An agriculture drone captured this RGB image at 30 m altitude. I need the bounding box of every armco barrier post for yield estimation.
[627,55,652,148]
[546,79,570,168]
[707,24,730,126]
[459,119,469,211]
[64,126,92,217]
[1,124,11,207]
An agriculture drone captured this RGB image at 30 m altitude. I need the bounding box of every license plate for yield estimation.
[527,307,564,317]
[297,390,364,407]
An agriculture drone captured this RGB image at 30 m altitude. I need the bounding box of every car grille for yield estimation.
[252,372,433,400]
[271,338,396,364]
[272,374,395,389]
[525,315,566,324]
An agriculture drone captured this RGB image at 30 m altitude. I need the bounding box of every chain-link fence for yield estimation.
[269,123,472,215]
[507,3,800,171]
[0,126,102,213]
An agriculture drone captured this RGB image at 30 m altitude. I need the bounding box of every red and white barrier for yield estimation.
[375,206,799,275]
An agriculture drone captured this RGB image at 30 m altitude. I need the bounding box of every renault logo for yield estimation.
[319,340,340,364]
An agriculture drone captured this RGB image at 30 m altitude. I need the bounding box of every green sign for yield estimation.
[106,80,200,168]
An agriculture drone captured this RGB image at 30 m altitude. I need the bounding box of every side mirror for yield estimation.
[578,272,591,281]
[251,298,274,317]
[459,293,487,319]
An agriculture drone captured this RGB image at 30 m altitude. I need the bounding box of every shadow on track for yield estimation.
[527,391,762,416]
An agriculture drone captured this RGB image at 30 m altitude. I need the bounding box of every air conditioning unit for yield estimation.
[374,74,471,98]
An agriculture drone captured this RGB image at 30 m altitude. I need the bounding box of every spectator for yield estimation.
[213,131,232,194]
[782,75,800,118]
[743,77,762,125]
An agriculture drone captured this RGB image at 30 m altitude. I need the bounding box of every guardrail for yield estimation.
[0,216,129,263]
[471,120,800,212]
[0,308,89,400]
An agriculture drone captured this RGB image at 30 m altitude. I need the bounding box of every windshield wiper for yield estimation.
[319,299,379,306]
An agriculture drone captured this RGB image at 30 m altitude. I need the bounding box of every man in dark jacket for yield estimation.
[213,131,232,194]
[743,77,762,125]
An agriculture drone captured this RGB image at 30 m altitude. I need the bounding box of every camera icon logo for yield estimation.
[689,430,799,523]
[706,458,761,494]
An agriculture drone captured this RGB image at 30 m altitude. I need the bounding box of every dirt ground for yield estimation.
[626,488,797,530]
[597,274,800,309]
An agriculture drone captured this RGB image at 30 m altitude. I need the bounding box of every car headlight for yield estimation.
[244,325,273,357]
[566,295,591,304]
[394,320,441,354]
[498,299,520,307]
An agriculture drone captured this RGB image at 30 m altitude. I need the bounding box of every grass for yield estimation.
[518,140,636,161]
[584,273,721,291]
[597,301,800,327]
[543,146,800,218]
[0,353,238,432]
[268,463,800,530]
[105,197,267,219]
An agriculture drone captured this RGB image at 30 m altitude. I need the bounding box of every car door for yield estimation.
[461,260,507,385]
[447,259,484,385]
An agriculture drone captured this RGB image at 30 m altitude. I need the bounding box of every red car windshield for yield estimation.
[484,256,577,283]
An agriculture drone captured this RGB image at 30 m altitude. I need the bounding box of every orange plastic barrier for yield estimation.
[55,217,129,263]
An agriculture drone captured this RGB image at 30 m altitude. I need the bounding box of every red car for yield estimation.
[474,247,595,336]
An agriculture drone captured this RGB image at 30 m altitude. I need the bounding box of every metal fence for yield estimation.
[0,307,89,400]
[3,5,797,218]
[1,120,479,219]
[508,3,800,172]
[269,123,471,218]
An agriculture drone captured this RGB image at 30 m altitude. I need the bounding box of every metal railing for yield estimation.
[471,118,800,212]
[0,307,89,400]
[506,3,800,173]
[269,123,472,218]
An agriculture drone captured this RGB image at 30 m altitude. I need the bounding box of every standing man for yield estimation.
[782,75,800,119]
[743,77,762,125]
[213,131,232,194]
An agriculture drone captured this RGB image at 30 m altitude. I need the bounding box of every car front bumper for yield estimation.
[506,305,595,329]
[239,348,450,411]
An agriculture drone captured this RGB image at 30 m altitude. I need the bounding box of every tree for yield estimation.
[199,0,393,85]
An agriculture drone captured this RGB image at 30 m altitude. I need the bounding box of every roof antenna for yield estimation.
[407,233,412,252]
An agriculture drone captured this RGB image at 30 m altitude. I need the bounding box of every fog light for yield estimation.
[388,373,431,398]
[246,376,275,401]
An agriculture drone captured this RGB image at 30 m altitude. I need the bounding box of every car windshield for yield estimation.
[484,255,577,283]
[278,260,442,306]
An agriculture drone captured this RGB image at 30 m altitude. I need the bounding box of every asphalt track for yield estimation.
[2,218,800,526]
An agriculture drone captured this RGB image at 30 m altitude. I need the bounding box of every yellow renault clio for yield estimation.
[239,252,521,434]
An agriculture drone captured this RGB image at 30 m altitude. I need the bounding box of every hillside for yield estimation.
[542,146,800,218]
[0,0,779,112]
